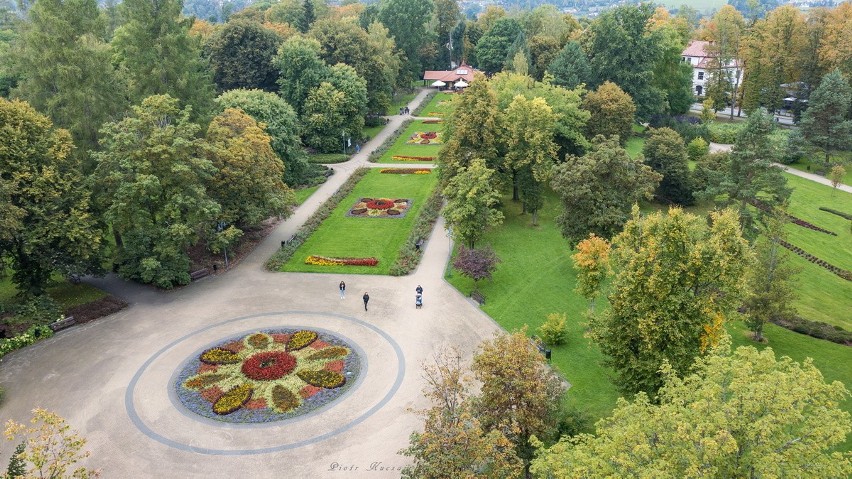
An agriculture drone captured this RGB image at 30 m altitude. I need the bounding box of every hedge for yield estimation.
[771,315,852,346]
[368,119,414,163]
[389,187,444,276]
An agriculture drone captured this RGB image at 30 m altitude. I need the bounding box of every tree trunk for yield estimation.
[512,169,519,201]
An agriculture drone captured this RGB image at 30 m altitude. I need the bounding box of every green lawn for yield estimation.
[281,168,438,275]
[363,124,386,141]
[417,92,456,118]
[786,151,852,186]
[446,187,852,449]
[1,275,107,311]
[625,136,645,158]
[294,185,320,205]
[375,120,443,164]
[308,153,350,164]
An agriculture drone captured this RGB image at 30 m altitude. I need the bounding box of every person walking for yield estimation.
[339,281,346,299]
[416,285,423,295]
[363,292,370,311]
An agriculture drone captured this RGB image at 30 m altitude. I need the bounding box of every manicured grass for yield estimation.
[446,191,621,421]
[294,185,320,205]
[786,151,852,186]
[375,120,443,164]
[417,91,456,118]
[282,168,438,275]
[308,153,350,164]
[388,90,417,115]
[0,276,106,310]
[363,123,386,141]
[446,186,851,450]
[625,136,645,158]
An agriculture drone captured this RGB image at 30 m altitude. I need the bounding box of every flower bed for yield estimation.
[175,329,361,423]
[305,255,379,266]
[406,131,443,145]
[780,240,852,281]
[391,155,435,162]
[751,199,837,236]
[347,197,412,218]
[380,168,431,174]
[423,119,443,124]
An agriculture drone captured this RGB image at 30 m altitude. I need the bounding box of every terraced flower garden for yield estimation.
[281,168,438,274]
[374,120,443,164]
[175,329,360,423]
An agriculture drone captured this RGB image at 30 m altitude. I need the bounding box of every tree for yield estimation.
[582,82,635,145]
[298,0,314,33]
[364,21,402,115]
[93,95,219,288]
[452,245,500,289]
[589,207,750,396]
[799,69,852,166]
[586,5,663,120]
[642,127,694,205]
[744,210,798,342]
[206,108,294,231]
[301,64,367,153]
[502,95,557,224]
[528,35,561,82]
[399,347,523,479]
[439,73,500,182]
[10,0,123,163]
[571,234,610,313]
[473,330,565,468]
[828,165,846,193]
[699,109,791,236]
[433,0,460,69]
[3,408,99,478]
[0,98,103,297]
[531,343,852,478]
[442,159,504,248]
[378,0,433,79]
[552,136,660,245]
[701,5,746,119]
[546,41,591,90]
[273,36,328,117]
[819,3,852,79]
[214,89,308,186]
[205,20,282,92]
[649,23,694,115]
[112,0,214,117]
[475,17,522,75]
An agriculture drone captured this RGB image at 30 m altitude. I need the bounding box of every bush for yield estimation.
[0,325,54,359]
[708,122,745,144]
[692,152,729,192]
[555,402,592,438]
[687,137,709,161]
[6,295,61,327]
[452,246,500,284]
[538,313,568,346]
[780,129,810,165]
[389,188,443,276]
[771,315,852,346]
[648,115,709,144]
[266,168,369,270]
[368,119,414,163]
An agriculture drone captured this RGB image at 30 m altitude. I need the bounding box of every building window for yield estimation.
[697,71,705,80]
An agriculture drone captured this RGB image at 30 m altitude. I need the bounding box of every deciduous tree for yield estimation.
[439,73,500,182]
[205,20,282,92]
[582,82,635,145]
[589,207,750,396]
[571,234,610,312]
[552,136,660,245]
[93,95,219,288]
[301,64,367,153]
[273,36,328,117]
[0,98,103,296]
[442,159,504,248]
[531,343,852,478]
[475,17,522,75]
[378,0,433,79]
[701,5,746,118]
[642,127,694,205]
[452,245,500,288]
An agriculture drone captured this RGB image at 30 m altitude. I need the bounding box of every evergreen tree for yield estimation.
[546,41,591,90]
[799,69,852,166]
[642,127,694,205]
[298,0,314,33]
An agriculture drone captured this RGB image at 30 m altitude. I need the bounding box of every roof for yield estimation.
[683,40,710,58]
[423,65,479,82]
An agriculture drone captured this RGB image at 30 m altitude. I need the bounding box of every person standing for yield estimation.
[363,292,370,311]
[339,281,346,299]
[416,285,423,295]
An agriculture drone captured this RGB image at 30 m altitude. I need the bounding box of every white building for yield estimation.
[681,40,743,98]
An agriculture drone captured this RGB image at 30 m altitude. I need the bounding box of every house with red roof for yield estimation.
[682,40,743,98]
[422,64,480,89]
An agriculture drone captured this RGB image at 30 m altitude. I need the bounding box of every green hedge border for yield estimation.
[771,315,852,346]
[368,119,414,163]
[389,187,443,276]
[266,168,369,271]
[410,90,438,117]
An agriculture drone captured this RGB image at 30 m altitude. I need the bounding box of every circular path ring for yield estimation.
[125,311,405,456]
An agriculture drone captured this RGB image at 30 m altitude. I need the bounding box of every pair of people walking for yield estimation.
[339,281,370,310]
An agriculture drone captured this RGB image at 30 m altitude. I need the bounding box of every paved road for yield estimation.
[0,89,503,478]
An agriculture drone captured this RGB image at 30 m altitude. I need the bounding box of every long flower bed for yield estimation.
[406,131,443,145]
[391,155,435,162]
[422,119,443,124]
[380,168,431,174]
[175,329,361,423]
[347,197,412,218]
[305,255,379,266]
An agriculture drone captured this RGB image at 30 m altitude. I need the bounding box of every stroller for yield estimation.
[415,293,423,309]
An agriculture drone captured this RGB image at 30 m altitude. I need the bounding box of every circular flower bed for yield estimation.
[347,198,411,218]
[366,198,394,210]
[175,329,361,423]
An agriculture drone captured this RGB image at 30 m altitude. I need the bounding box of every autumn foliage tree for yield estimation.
[531,342,852,478]
[590,207,751,396]
[571,234,610,313]
[452,246,500,291]
[582,81,636,145]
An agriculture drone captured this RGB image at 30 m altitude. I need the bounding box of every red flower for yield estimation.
[300,384,322,399]
[201,386,224,403]
[241,351,297,380]
[198,363,219,374]
[244,398,268,410]
[324,360,345,373]
[366,198,394,210]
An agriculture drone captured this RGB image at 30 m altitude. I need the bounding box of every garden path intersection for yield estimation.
[0,89,503,478]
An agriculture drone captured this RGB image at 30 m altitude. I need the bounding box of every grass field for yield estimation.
[281,168,438,275]
[446,187,852,450]
[363,124,386,141]
[786,152,852,185]
[388,90,417,115]
[294,185,320,205]
[417,92,456,118]
[375,120,443,164]
[1,276,107,311]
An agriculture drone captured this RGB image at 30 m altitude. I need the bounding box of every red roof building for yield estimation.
[682,40,742,97]
[422,65,480,87]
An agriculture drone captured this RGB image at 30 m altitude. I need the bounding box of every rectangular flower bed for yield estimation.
[380,168,431,174]
[347,197,412,218]
[305,255,379,266]
[391,155,435,162]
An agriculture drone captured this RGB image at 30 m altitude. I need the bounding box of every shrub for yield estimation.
[389,187,443,276]
[0,325,54,359]
[771,315,852,346]
[538,313,568,346]
[648,115,710,143]
[452,245,500,284]
[708,122,745,144]
[687,137,709,161]
[780,129,810,165]
[7,295,61,327]
[555,402,592,438]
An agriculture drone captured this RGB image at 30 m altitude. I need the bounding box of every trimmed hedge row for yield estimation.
[368,119,414,163]
[771,315,852,346]
[410,91,438,117]
[389,187,444,276]
[820,207,852,221]
[266,168,369,271]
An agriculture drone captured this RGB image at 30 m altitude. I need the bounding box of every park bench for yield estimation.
[189,268,210,281]
[471,290,485,305]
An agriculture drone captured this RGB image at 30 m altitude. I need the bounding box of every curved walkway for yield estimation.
[0,89,501,477]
